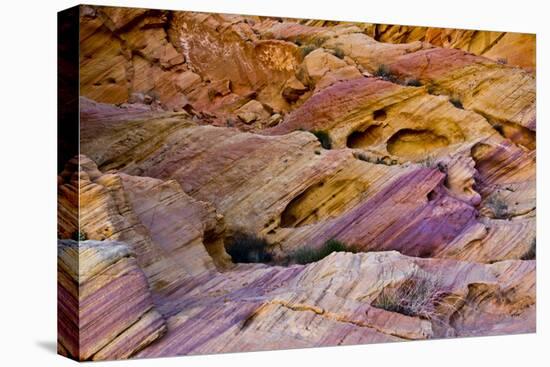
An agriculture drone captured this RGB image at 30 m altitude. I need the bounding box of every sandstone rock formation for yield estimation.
[367,25,536,72]
[57,240,166,360]
[58,5,536,361]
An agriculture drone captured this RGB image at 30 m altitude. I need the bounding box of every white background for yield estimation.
[0,0,547,366]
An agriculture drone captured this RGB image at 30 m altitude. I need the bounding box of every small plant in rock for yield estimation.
[405,78,422,87]
[72,230,87,242]
[496,57,508,65]
[226,232,273,263]
[374,64,397,83]
[449,97,464,109]
[355,152,371,162]
[300,44,317,58]
[436,162,447,173]
[332,47,346,59]
[372,269,448,321]
[485,194,509,219]
[292,239,354,264]
[418,155,436,168]
[311,130,332,149]
[426,83,438,95]
[521,237,536,260]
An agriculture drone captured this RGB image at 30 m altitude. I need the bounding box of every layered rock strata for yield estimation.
[57,240,166,360]
[57,5,536,360]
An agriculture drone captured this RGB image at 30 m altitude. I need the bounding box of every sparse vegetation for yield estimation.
[374,64,397,83]
[354,152,398,166]
[405,78,422,87]
[72,230,87,242]
[300,44,318,58]
[496,57,508,65]
[521,238,536,260]
[311,130,332,149]
[372,270,448,320]
[449,97,464,109]
[332,47,345,59]
[226,232,273,263]
[292,239,355,264]
[418,155,436,168]
[426,83,438,95]
[485,194,509,219]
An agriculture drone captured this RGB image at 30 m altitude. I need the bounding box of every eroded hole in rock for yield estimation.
[387,129,450,159]
[491,121,536,150]
[281,179,368,228]
[347,125,383,149]
[373,109,387,121]
[427,190,438,202]
[203,225,233,268]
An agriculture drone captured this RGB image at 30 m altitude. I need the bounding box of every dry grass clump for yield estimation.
[372,270,449,320]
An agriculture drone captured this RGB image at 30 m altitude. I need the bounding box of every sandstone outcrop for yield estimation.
[57,240,166,360]
[78,94,534,264]
[58,5,536,360]
[368,25,535,72]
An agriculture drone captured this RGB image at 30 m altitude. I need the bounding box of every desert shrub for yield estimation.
[332,47,346,59]
[372,270,448,320]
[426,83,438,95]
[72,230,87,242]
[292,239,353,264]
[449,97,464,109]
[521,238,536,260]
[418,155,436,168]
[406,78,422,87]
[226,232,272,263]
[311,130,332,149]
[374,64,397,83]
[485,194,509,219]
[355,152,370,162]
[497,57,508,65]
[355,153,399,166]
[300,44,317,58]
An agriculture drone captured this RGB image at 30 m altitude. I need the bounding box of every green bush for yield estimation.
[311,130,332,149]
[406,78,422,87]
[300,44,317,58]
[374,64,397,83]
[292,239,353,264]
[72,230,87,242]
[226,232,272,263]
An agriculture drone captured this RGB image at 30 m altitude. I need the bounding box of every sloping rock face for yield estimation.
[57,240,166,360]
[368,25,536,72]
[79,100,534,263]
[59,5,536,361]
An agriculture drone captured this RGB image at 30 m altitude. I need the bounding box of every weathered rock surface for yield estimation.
[59,6,536,360]
[368,25,535,72]
[58,150,535,359]
[57,240,166,360]
[78,93,534,263]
